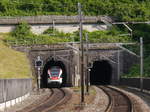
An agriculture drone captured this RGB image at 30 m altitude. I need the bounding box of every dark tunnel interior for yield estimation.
[41,59,67,88]
[90,60,112,85]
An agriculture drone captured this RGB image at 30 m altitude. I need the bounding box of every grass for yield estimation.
[0,33,7,39]
[0,34,32,78]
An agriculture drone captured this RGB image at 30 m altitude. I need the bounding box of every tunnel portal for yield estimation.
[90,60,112,85]
[41,59,67,88]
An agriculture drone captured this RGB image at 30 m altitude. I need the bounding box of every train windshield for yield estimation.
[49,66,61,77]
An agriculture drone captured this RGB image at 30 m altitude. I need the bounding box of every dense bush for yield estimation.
[88,29,131,43]
[0,0,150,21]
[121,24,150,78]
[4,21,132,45]
[5,22,72,45]
[12,21,32,39]
[43,27,55,34]
[123,56,150,78]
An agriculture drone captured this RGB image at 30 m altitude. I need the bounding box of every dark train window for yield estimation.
[49,66,61,77]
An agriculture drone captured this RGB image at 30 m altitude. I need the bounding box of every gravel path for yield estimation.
[121,87,150,111]
[81,86,109,112]
[53,86,109,112]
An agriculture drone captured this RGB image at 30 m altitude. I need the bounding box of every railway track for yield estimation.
[98,86,133,112]
[17,88,71,112]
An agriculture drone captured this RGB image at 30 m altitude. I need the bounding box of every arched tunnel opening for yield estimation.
[41,59,67,88]
[90,60,112,85]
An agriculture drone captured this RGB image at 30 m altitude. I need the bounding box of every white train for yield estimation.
[47,66,63,85]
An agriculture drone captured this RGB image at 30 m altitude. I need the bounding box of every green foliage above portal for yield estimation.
[122,56,150,78]
[0,0,150,21]
[12,21,32,39]
[4,22,132,45]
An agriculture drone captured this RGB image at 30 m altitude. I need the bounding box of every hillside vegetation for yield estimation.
[0,34,32,78]
[1,22,132,78]
[4,22,132,45]
[0,0,150,78]
[119,23,150,78]
[123,56,150,78]
[1,22,150,78]
[0,0,150,21]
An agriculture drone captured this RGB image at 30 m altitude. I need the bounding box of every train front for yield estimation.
[47,66,63,87]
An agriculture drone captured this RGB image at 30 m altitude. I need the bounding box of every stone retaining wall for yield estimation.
[0,79,32,103]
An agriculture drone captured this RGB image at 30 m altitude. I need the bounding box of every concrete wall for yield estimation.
[0,79,32,103]
[0,24,107,34]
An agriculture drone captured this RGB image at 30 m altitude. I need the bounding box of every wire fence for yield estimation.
[5,38,52,46]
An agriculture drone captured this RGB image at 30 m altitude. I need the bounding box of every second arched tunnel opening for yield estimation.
[90,60,112,85]
[41,60,67,88]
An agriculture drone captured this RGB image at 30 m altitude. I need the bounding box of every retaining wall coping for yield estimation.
[0,15,113,24]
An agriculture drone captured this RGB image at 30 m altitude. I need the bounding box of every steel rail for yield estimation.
[98,86,133,112]
[17,88,71,112]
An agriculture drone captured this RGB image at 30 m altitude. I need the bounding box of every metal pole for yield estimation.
[131,30,133,38]
[38,67,41,90]
[117,50,120,84]
[123,23,133,38]
[85,33,89,94]
[53,45,56,60]
[53,20,55,32]
[78,3,84,103]
[140,37,143,92]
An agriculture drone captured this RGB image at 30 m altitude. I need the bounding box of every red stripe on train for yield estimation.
[51,77,59,80]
